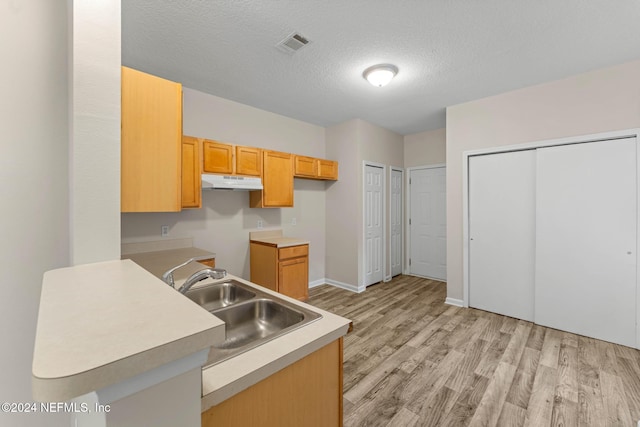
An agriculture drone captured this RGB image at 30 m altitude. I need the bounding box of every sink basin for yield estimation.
[184,280,256,312]
[213,299,305,350]
[184,278,322,366]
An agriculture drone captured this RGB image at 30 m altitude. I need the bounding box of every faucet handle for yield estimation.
[210,268,227,280]
[161,258,196,288]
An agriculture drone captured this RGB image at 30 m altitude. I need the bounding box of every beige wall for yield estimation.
[121,88,328,282]
[326,120,360,286]
[325,119,404,289]
[446,59,640,301]
[404,128,446,167]
[357,120,404,282]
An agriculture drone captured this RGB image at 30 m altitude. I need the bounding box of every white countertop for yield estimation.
[192,275,350,411]
[249,229,310,248]
[122,246,216,279]
[32,260,225,402]
[33,246,350,411]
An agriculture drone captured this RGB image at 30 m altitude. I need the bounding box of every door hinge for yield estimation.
[409,258,411,266]
[409,178,412,185]
[409,218,411,225]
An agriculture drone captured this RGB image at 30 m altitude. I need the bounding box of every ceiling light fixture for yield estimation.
[363,64,398,87]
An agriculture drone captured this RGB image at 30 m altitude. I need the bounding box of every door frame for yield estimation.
[390,167,404,280]
[462,128,640,348]
[362,161,386,288]
[406,164,446,278]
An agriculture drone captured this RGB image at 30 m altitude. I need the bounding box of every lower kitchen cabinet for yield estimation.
[201,338,343,427]
[250,242,309,301]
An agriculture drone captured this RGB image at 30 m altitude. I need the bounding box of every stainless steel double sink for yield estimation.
[184,279,322,367]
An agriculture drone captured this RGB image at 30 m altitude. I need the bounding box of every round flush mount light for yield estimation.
[363,64,398,87]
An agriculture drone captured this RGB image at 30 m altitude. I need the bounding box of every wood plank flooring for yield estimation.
[307,275,640,427]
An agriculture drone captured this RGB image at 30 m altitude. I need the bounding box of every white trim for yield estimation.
[390,166,404,279]
[384,275,393,282]
[325,278,365,293]
[407,163,446,170]
[406,165,447,279]
[362,161,387,288]
[461,127,640,350]
[308,278,326,288]
[445,297,464,307]
[407,273,447,283]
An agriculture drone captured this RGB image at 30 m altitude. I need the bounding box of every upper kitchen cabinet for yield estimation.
[121,66,183,212]
[235,145,262,176]
[203,141,262,177]
[203,140,234,174]
[181,136,202,209]
[317,159,338,180]
[250,150,293,208]
[293,155,317,178]
[293,155,338,180]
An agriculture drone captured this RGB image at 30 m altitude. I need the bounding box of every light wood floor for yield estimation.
[308,275,640,427]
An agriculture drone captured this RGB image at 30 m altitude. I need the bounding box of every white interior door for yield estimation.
[390,169,403,277]
[409,167,446,280]
[468,150,536,321]
[364,165,383,286]
[535,138,637,347]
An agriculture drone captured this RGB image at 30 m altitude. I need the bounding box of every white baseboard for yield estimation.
[445,297,464,307]
[308,278,326,288]
[383,275,393,282]
[324,278,364,293]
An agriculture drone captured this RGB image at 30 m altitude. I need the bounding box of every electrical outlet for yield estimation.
[257,220,263,229]
[161,225,169,237]
[292,218,297,226]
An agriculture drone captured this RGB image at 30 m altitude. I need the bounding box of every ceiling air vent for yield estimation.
[276,32,310,54]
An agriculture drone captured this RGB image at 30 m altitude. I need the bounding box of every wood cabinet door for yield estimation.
[294,155,318,178]
[235,146,262,176]
[121,66,182,212]
[203,140,234,174]
[181,136,201,208]
[261,150,293,207]
[317,159,338,180]
[278,256,308,301]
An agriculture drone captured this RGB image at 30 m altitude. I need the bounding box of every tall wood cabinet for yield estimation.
[250,150,294,208]
[250,242,309,301]
[181,136,202,209]
[121,66,186,212]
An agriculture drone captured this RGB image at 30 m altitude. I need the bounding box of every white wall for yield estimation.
[446,59,640,300]
[1,2,121,425]
[70,0,121,265]
[404,128,446,167]
[0,1,69,426]
[121,88,328,282]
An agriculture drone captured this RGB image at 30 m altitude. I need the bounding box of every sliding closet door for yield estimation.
[535,138,637,347]
[469,150,536,321]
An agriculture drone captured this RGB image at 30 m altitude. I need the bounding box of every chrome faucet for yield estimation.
[161,257,196,288]
[177,268,227,294]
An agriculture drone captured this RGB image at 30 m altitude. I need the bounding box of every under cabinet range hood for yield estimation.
[201,174,263,191]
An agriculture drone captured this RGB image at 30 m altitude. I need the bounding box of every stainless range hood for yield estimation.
[201,174,263,191]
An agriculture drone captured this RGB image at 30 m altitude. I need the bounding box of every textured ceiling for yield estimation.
[122,1,640,135]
